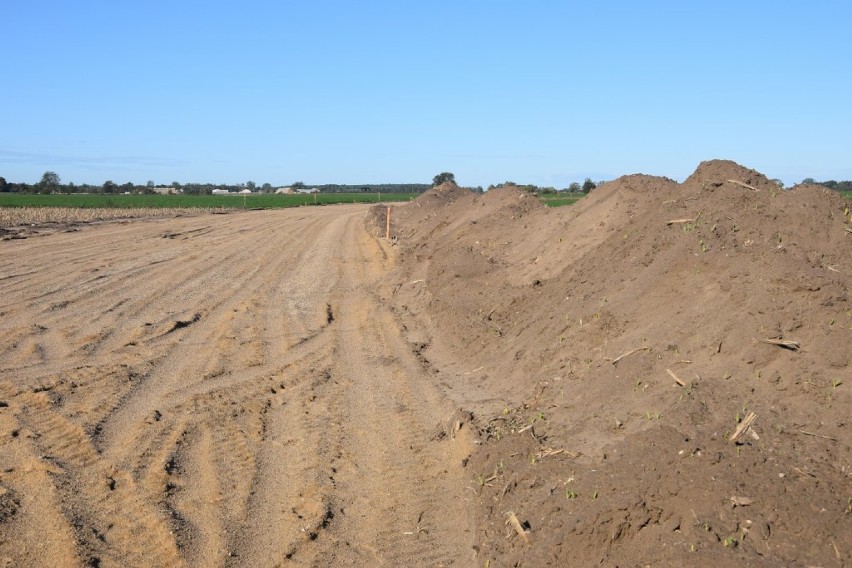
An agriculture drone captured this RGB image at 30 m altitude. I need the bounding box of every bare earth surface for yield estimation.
[0,205,475,567]
[2,159,851,567]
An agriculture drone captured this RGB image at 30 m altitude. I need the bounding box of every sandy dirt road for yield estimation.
[0,206,475,567]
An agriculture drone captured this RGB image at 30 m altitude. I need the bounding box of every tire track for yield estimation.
[0,205,475,567]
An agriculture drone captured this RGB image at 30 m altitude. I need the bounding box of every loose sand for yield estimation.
[0,206,474,566]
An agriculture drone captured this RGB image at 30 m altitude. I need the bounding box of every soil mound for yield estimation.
[379,160,851,567]
[683,159,779,192]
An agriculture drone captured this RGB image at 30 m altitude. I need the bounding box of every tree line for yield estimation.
[0,172,431,195]
[801,178,852,192]
[488,178,599,194]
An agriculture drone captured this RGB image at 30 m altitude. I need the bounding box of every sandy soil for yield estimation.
[0,206,475,567]
[2,159,850,567]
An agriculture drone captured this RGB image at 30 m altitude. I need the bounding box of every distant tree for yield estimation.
[770,178,785,189]
[432,172,455,185]
[261,183,272,193]
[103,180,118,194]
[801,177,815,184]
[291,181,306,189]
[0,176,7,192]
[582,178,597,194]
[246,180,257,192]
[38,171,61,194]
[567,182,581,193]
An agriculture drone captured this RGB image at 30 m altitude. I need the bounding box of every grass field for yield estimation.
[0,193,416,209]
[538,193,585,207]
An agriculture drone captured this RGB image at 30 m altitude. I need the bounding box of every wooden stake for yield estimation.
[386,207,391,239]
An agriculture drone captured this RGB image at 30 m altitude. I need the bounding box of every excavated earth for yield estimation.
[0,160,849,567]
[372,160,851,567]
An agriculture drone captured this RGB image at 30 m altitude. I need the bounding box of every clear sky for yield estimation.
[2,1,851,188]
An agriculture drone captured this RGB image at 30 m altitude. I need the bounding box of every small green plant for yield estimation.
[723,535,738,548]
[565,489,577,499]
[832,379,842,389]
[591,491,598,500]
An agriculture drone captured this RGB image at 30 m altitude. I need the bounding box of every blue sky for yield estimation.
[2,1,850,188]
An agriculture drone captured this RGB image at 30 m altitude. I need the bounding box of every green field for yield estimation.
[538,193,585,207]
[0,193,416,209]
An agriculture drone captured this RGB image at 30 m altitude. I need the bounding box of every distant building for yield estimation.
[296,188,319,194]
[211,189,232,195]
[239,189,252,194]
[152,186,179,195]
[275,187,294,194]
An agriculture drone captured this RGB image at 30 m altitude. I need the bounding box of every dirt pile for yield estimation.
[381,160,851,566]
